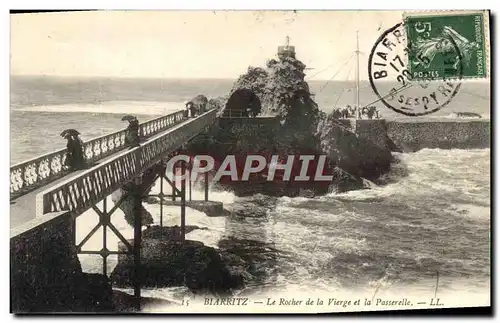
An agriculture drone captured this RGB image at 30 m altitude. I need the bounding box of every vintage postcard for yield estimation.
[10,9,491,314]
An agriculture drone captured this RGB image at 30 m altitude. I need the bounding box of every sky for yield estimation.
[10,10,404,80]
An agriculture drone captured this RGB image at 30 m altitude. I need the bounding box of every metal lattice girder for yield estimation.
[76,192,132,253]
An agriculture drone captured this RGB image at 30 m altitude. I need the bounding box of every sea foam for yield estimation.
[14,100,184,115]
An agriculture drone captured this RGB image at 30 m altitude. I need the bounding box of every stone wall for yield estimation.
[217,117,279,152]
[10,212,113,312]
[386,119,490,152]
[11,212,81,312]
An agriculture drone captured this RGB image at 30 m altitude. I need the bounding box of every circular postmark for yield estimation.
[368,23,463,116]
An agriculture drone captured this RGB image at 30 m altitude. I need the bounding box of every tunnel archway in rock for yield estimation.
[222,89,262,118]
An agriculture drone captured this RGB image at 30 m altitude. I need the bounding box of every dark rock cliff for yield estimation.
[187,50,392,195]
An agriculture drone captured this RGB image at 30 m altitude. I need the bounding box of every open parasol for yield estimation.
[60,129,81,138]
[121,115,137,122]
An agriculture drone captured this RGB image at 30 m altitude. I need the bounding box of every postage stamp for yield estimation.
[368,23,462,116]
[404,10,490,80]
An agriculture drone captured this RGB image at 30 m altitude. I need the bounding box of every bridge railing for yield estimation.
[139,110,186,138]
[37,108,217,215]
[10,110,187,200]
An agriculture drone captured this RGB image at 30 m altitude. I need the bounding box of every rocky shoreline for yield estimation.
[109,225,260,298]
[13,223,271,312]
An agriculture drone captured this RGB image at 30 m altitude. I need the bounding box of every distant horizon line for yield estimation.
[9,73,375,83]
[10,74,490,84]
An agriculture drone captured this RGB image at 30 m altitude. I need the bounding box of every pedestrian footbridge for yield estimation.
[10,108,218,229]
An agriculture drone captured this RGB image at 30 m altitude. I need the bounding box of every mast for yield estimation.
[355,30,360,117]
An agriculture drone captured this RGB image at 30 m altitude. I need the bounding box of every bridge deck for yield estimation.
[10,110,217,230]
[10,149,131,229]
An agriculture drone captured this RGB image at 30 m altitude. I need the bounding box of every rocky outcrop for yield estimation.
[218,238,279,286]
[229,58,319,120]
[186,94,209,114]
[316,117,393,182]
[110,236,246,296]
[226,56,322,154]
[186,48,393,195]
[328,167,371,194]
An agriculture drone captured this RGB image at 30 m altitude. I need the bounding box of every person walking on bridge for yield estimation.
[61,129,86,171]
[185,102,197,118]
[122,115,141,148]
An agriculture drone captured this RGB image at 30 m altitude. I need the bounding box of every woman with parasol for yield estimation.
[122,115,140,148]
[61,129,86,170]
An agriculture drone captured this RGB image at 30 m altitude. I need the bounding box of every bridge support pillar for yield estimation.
[171,178,177,202]
[189,168,192,202]
[180,162,186,240]
[102,198,108,276]
[204,172,209,201]
[159,174,164,229]
[132,176,143,311]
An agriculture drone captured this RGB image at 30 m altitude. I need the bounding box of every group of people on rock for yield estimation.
[331,105,381,120]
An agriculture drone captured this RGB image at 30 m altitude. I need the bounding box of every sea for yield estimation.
[10,75,491,312]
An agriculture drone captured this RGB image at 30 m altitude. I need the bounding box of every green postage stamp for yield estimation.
[404,10,489,80]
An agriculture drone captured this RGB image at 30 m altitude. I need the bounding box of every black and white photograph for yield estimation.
[9,9,491,314]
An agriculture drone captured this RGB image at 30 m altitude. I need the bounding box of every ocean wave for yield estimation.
[325,149,490,202]
[73,148,489,307]
[443,204,491,221]
[13,100,184,115]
